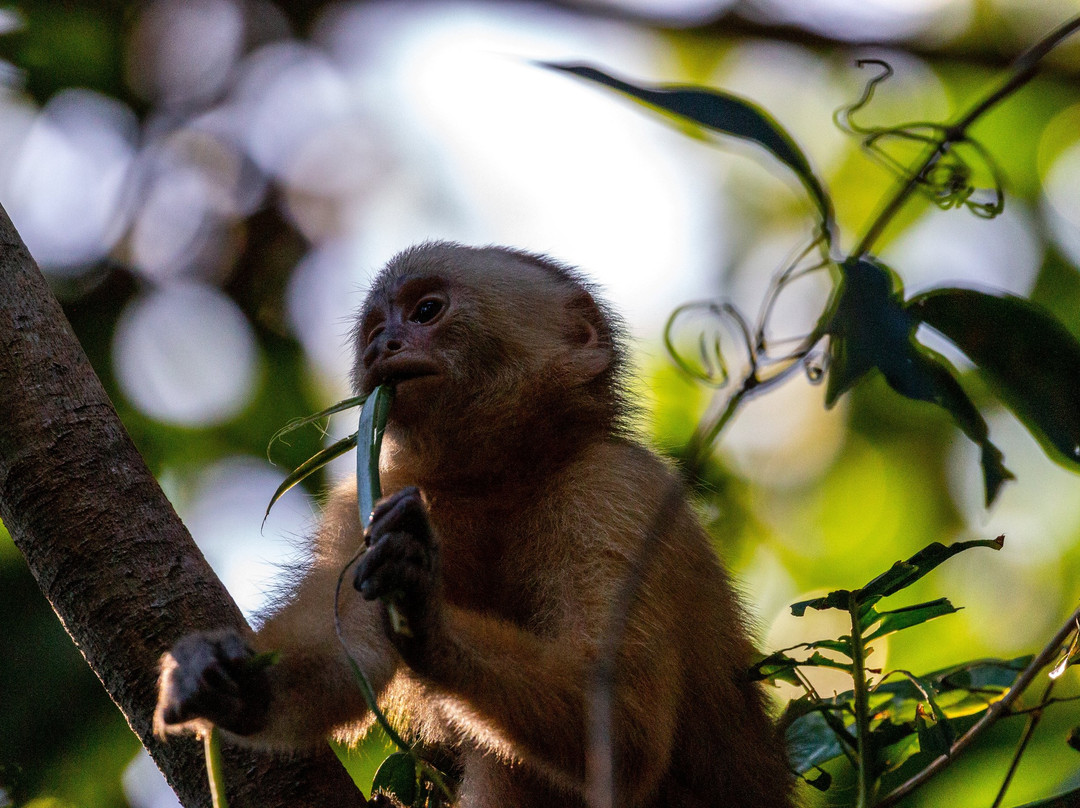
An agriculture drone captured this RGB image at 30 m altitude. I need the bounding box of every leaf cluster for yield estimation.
[754,538,1013,792]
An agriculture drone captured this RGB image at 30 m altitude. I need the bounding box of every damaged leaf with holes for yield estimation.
[820,255,1013,505]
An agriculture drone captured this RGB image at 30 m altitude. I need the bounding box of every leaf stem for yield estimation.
[203,727,229,808]
[849,594,874,808]
[875,601,1080,808]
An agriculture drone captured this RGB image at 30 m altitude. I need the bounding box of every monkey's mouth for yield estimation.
[368,357,440,390]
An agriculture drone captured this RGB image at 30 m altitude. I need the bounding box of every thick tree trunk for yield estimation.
[0,203,363,807]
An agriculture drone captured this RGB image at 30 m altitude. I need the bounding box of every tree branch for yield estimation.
[0,202,363,807]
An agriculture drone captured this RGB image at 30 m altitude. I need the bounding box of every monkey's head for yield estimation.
[352,243,628,476]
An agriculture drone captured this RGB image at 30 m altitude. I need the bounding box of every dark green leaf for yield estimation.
[914,706,952,758]
[803,768,832,791]
[858,536,1003,599]
[357,385,395,530]
[752,649,854,684]
[823,256,907,407]
[371,752,417,805]
[263,431,358,525]
[862,598,961,641]
[873,723,922,777]
[791,589,852,616]
[934,655,1030,692]
[750,650,804,686]
[871,657,1028,722]
[543,62,834,235]
[808,638,855,656]
[1012,786,1080,808]
[888,671,954,743]
[908,288,1080,472]
[356,385,410,637]
[870,717,918,751]
[823,256,1013,505]
[1067,727,1080,753]
[786,711,848,773]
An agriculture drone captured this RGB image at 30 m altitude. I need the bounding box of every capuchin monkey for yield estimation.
[156,243,794,808]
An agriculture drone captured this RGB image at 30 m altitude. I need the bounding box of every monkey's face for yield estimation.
[353,244,617,444]
[355,272,451,422]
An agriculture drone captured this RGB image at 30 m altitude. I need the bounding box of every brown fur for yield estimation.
[156,243,793,807]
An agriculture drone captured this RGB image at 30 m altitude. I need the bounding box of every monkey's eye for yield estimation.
[410,298,444,324]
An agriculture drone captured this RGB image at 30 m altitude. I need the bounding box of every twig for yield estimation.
[874,602,1080,808]
[991,680,1054,808]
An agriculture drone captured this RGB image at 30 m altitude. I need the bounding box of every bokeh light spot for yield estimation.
[113,282,259,426]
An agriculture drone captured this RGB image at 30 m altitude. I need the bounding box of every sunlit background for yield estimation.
[3,0,1080,806]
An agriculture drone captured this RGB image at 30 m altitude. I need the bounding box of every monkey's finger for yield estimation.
[361,560,431,604]
[355,538,431,601]
[356,530,430,579]
[367,491,433,547]
[369,485,420,523]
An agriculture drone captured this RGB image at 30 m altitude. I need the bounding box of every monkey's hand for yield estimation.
[154,630,273,738]
[354,486,443,672]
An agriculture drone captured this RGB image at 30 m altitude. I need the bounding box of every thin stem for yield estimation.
[953,15,1080,131]
[333,553,455,803]
[990,680,1055,808]
[875,602,1080,808]
[853,14,1080,258]
[204,727,230,808]
[849,595,874,808]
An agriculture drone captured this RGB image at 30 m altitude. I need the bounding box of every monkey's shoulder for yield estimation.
[559,438,690,518]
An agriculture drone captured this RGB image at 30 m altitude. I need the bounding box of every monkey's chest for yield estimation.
[434,515,547,628]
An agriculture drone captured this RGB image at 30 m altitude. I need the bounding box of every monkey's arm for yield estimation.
[356,483,685,801]
[156,483,400,750]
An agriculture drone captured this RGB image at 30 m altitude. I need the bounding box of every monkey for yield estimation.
[156,242,794,808]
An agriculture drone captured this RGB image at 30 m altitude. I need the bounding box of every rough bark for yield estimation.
[0,202,364,806]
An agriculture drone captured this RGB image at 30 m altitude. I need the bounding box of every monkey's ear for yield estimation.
[564,290,611,381]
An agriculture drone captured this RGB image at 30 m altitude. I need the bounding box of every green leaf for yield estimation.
[357,385,395,530]
[542,62,834,236]
[371,752,417,805]
[822,256,1013,505]
[267,394,368,455]
[263,431,358,525]
[751,648,854,684]
[872,656,1028,721]
[785,711,848,774]
[750,651,804,686]
[803,768,832,791]
[908,288,1080,471]
[356,385,411,637]
[1012,786,1080,808]
[914,705,952,758]
[862,598,961,641]
[791,589,852,616]
[857,536,1004,600]
[822,256,907,407]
